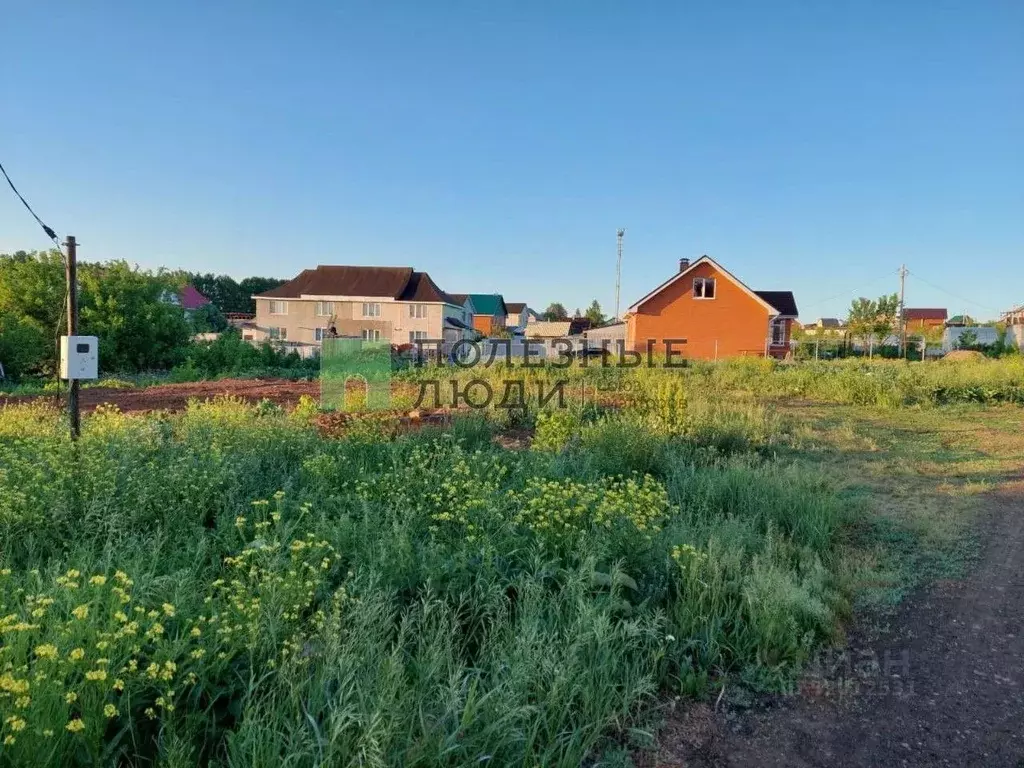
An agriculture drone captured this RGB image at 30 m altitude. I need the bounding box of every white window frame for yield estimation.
[314,327,328,342]
[269,300,288,315]
[315,301,334,317]
[770,318,787,345]
[693,278,716,299]
[408,303,427,319]
[362,302,381,318]
[409,330,428,343]
[269,327,287,340]
[361,329,381,341]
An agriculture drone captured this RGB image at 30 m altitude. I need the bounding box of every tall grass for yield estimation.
[0,384,848,766]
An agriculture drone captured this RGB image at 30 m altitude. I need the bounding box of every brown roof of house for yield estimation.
[505,302,526,314]
[398,271,457,304]
[254,265,456,304]
[903,307,948,321]
[449,293,471,306]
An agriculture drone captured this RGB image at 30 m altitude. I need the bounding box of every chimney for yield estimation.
[679,258,690,272]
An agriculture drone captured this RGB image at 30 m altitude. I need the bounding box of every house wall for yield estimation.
[471,313,506,335]
[255,298,465,345]
[625,261,784,359]
[906,317,946,332]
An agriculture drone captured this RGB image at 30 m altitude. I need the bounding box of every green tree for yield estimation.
[237,277,286,313]
[846,293,899,357]
[0,312,48,378]
[187,273,246,314]
[584,300,606,326]
[542,302,568,321]
[189,302,229,333]
[183,274,285,314]
[956,328,979,350]
[871,293,900,348]
[0,249,65,334]
[78,261,192,371]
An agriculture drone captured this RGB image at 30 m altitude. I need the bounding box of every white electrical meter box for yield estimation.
[59,335,99,380]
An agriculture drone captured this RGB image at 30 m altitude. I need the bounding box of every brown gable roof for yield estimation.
[254,265,455,303]
[505,302,526,314]
[399,271,458,305]
[903,307,947,321]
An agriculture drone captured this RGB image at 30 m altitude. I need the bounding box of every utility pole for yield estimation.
[898,263,908,358]
[66,235,80,440]
[614,229,625,320]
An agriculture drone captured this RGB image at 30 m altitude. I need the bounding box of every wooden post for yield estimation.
[65,235,80,440]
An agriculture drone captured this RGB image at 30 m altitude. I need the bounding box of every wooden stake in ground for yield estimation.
[65,235,80,440]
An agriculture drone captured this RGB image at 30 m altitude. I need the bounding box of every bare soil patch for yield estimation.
[0,378,320,413]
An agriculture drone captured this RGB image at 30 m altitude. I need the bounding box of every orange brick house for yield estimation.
[624,256,799,359]
[457,294,507,336]
[902,307,947,333]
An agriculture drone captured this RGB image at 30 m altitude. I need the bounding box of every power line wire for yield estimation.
[0,160,60,245]
[906,269,1002,314]
[797,270,901,313]
[0,158,69,396]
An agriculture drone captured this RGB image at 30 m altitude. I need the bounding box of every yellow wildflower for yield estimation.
[161,603,176,617]
[65,691,78,704]
[69,648,85,661]
[85,669,107,682]
[103,704,118,718]
[89,575,107,586]
[112,678,125,692]
[34,644,59,660]
[65,718,85,733]
[71,605,89,621]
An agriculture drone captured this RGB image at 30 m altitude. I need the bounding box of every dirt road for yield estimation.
[657,481,1024,767]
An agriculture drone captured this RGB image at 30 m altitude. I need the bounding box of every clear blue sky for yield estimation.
[2,1,1021,320]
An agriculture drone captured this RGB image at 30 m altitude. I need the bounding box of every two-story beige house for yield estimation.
[252,265,471,352]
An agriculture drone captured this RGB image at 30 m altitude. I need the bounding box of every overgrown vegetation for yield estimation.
[0,378,850,766]
[2,359,1021,766]
[0,250,284,380]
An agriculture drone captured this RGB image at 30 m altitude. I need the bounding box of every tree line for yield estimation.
[540,300,609,325]
[0,249,283,378]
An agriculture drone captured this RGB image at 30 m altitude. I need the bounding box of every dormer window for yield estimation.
[693,278,716,299]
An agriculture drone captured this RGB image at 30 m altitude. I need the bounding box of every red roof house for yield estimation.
[178,285,212,311]
[902,308,947,332]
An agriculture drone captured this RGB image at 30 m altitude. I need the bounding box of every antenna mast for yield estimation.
[614,228,625,319]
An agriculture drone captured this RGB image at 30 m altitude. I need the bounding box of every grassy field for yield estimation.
[1,358,1021,766]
